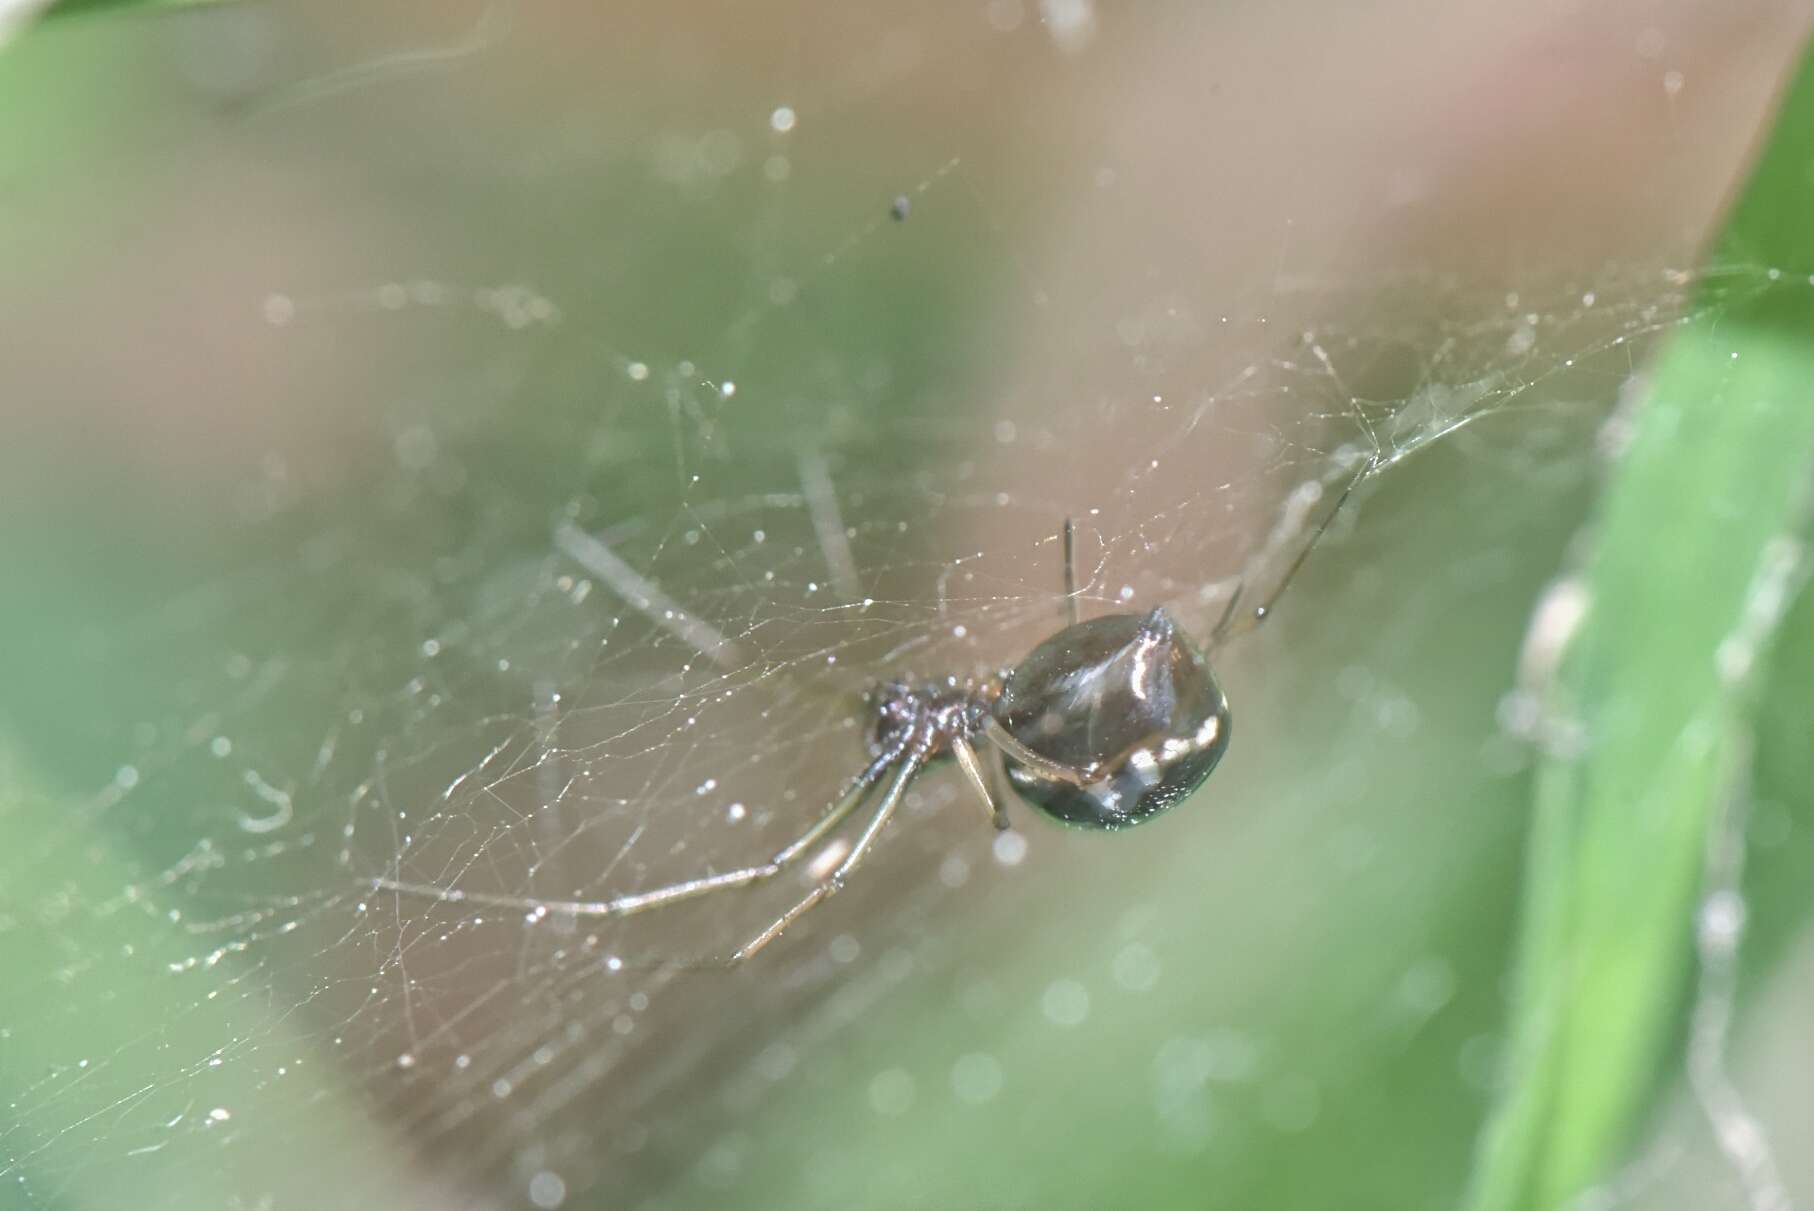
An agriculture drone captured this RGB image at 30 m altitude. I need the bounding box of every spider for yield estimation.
[373,469,1363,962]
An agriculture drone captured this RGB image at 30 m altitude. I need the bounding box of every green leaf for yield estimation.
[1465,41,1814,1211]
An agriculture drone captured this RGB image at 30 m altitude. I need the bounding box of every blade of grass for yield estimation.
[1465,37,1814,1211]
[32,0,235,18]
[2,0,239,52]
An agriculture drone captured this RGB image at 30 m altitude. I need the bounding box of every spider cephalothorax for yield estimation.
[867,677,995,762]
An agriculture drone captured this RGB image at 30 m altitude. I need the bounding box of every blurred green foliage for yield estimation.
[1467,43,1814,1211]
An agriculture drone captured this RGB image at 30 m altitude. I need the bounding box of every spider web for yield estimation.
[2,4,1808,1210]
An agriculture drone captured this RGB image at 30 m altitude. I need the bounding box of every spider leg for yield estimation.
[370,746,901,920]
[1210,454,1373,647]
[1061,516,1080,629]
[732,745,929,962]
[1209,577,1247,641]
[985,741,1012,823]
[949,734,1008,830]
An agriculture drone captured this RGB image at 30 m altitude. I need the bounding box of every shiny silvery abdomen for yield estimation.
[991,609,1231,829]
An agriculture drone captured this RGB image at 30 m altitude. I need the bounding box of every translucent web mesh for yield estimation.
[1,3,1805,1209]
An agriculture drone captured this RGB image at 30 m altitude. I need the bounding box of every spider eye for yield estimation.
[991,609,1230,829]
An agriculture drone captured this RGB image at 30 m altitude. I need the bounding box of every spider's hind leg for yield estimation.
[1210,454,1375,647]
[1061,516,1080,629]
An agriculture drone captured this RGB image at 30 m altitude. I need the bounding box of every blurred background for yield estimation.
[2,2,1812,1209]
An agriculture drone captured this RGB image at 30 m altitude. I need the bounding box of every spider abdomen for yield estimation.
[991,609,1230,829]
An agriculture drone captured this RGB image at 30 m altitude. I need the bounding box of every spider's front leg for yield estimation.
[731,739,932,962]
[370,747,901,925]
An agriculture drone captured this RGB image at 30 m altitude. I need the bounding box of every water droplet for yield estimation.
[1041,978,1091,1026]
[868,1068,916,1115]
[992,830,1028,867]
[951,1053,1004,1104]
[528,1171,568,1209]
[1112,941,1161,992]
